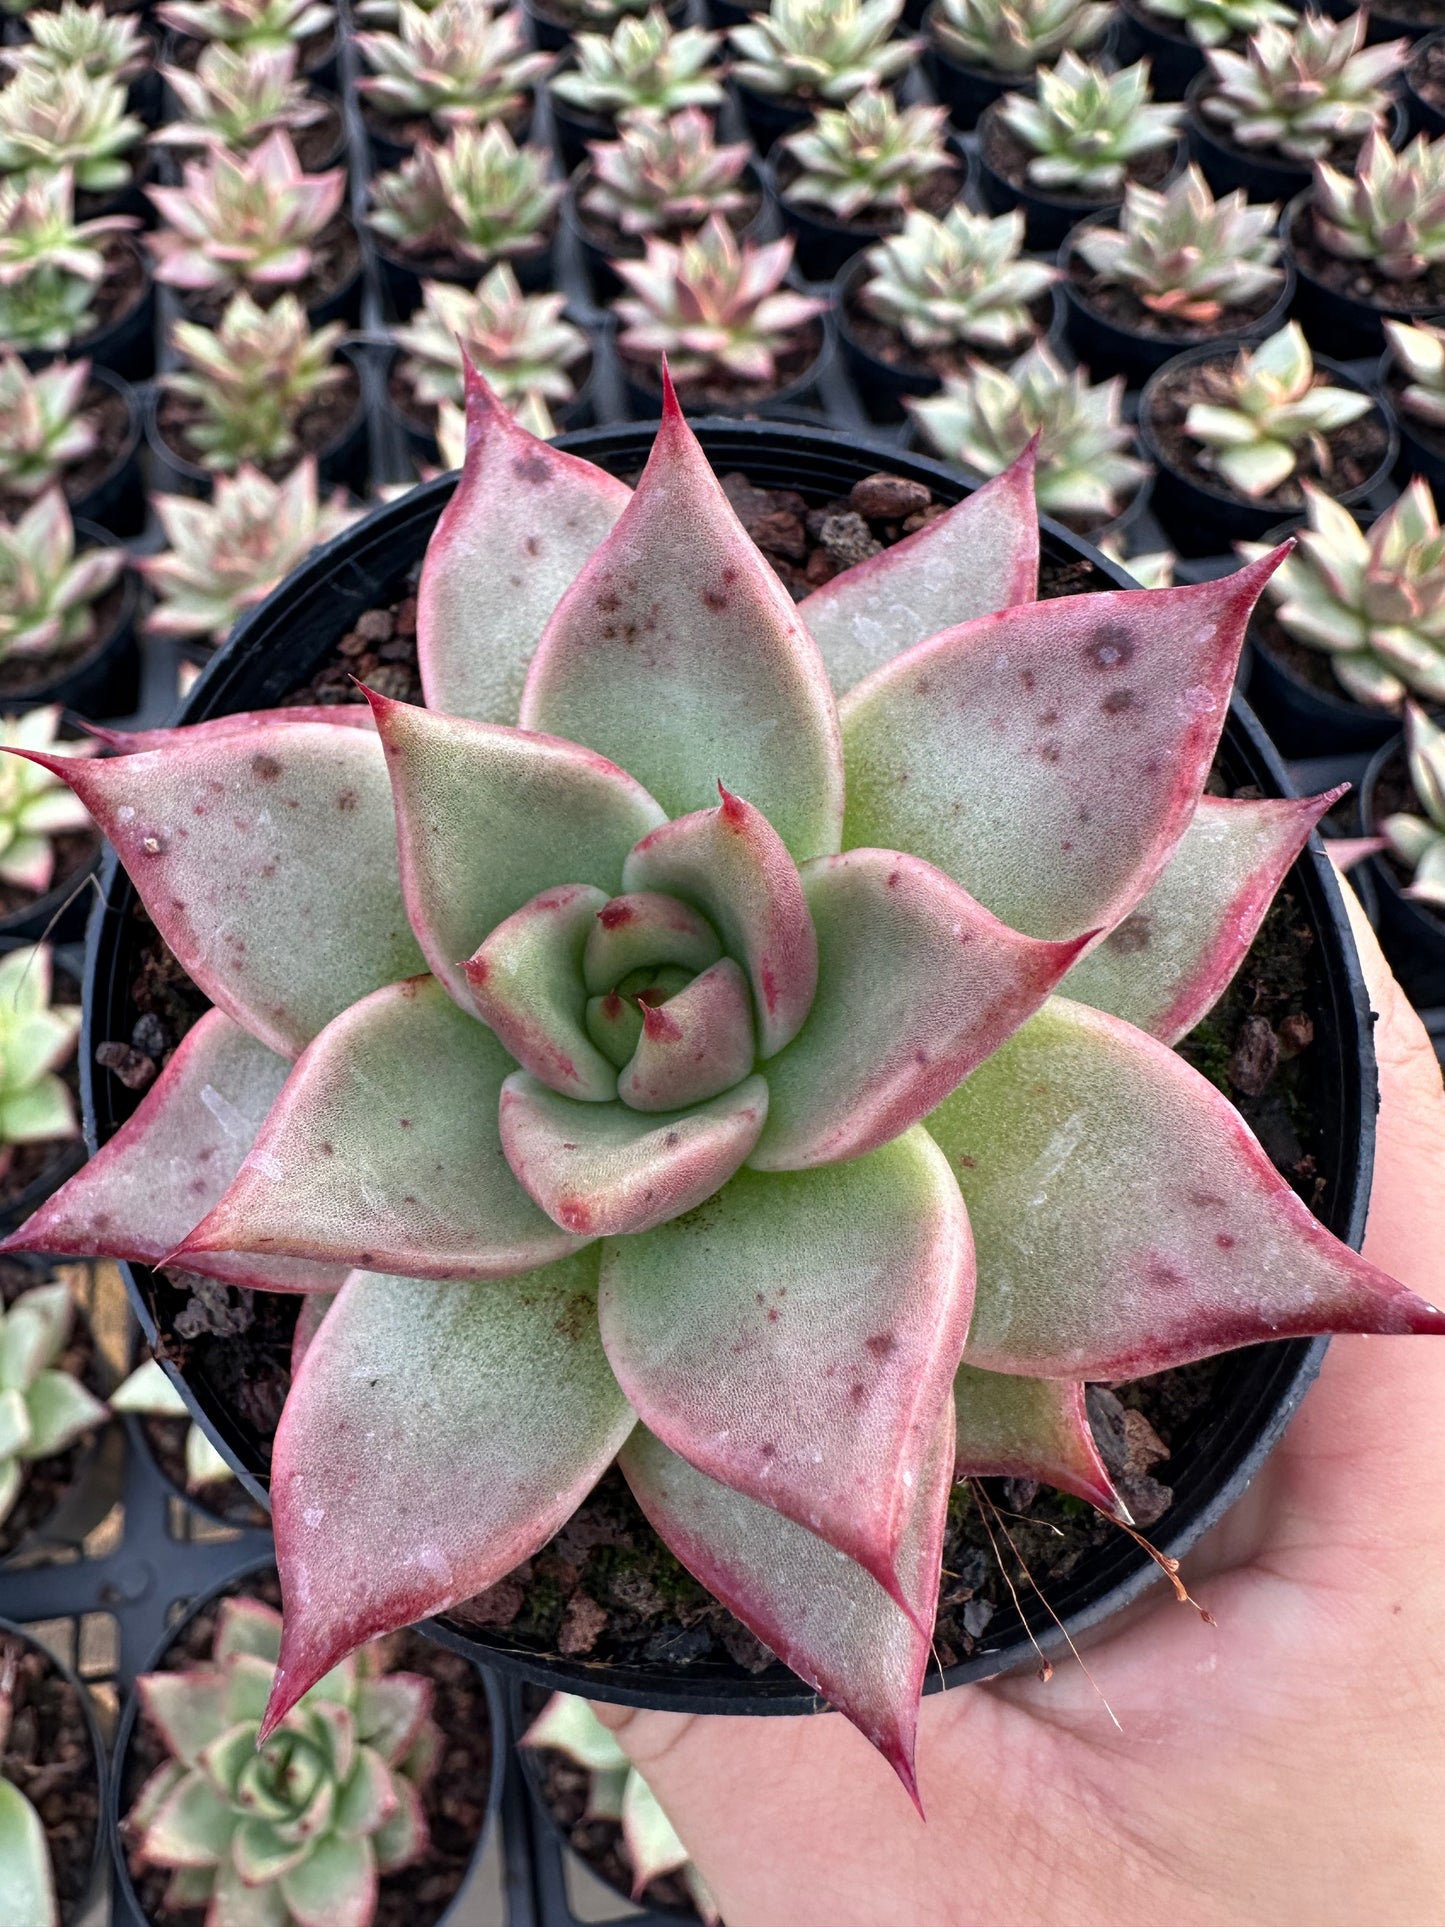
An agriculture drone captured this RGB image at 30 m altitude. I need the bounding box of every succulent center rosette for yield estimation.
[7,367,1443,1805]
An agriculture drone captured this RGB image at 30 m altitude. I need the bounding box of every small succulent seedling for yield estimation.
[0,355,97,502]
[0,490,124,663]
[0,708,95,896]
[0,955,83,1194]
[0,1646,61,1927]
[1380,704,1445,907]
[146,130,346,296]
[912,341,1147,523]
[551,10,722,121]
[1200,11,1405,163]
[1312,129,1445,282]
[369,123,562,264]
[356,0,553,131]
[7,371,1441,1805]
[1181,320,1371,498]
[1384,316,1445,429]
[1098,535,1176,588]
[0,1272,104,1524]
[140,459,356,646]
[614,215,825,387]
[582,107,752,239]
[393,266,588,416]
[111,1357,235,1491]
[930,0,1110,76]
[1000,53,1183,198]
[861,203,1057,352]
[0,66,144,196]
[523,1694,720,1921]
[152,44,330,153]
[127,1595,440,1926]
[163,292,347,474]
[779,88,951,223]
[1072,164,1282,325]
[1133,0,1292,49]
[2,2,150,84]
[157,0,336,53]
[729,0,920,103]
[0,170,136,353]
[1241,479,1445,707]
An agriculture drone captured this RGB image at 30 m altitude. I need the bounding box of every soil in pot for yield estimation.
[153,358,364,484]
[840,267,1057,384]
[0,377,136,525]
[1188,84,1387,193]
[119,1569,494,1927]
[135,1412,270,1529]
[1063,246,1286,351]
[176,215,362,327]
[568,165,766,266]
[0,569,131,703]
[1288,198,1445,320]
[1408,30,1445,128]
[772,147,964,248]
[980,106,1179,208]
[621,317,827,412]
[0,1253,105,1560]
[0,1627,101,1920]
[74,234,149,354]
[166,25,337,78]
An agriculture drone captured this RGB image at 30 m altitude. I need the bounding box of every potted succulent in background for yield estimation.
[910,338,1149,537]
[525,0,691,58]
[152,44,344,169]
[728,0,922,151]
[156,0,340,84]
[976,52,1185,249]
[1362,701,1445,1001]
[111,1352,268,1526]
[0,491,136,716]
[0,351,143,540]
[1139,319,1394,553]
[0,710,100,947]
[354,0,552,170]
[0,1618,105,1925]
[769,87,961,281]
[548,9,723,174]
[923,0,1113,129]
[0,1270,107,1557]
[0,65,147,220]
[1113,0,1294,101]
[835,203,1059,416]
[1405,26,1445,137]
[1381,315,1445,493]
[2,0,155,123]
[0,171,152,383]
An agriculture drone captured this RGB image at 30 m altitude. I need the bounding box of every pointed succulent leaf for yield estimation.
[138,1673,229,1770]
[20,1369,106,1457]
[952,1363,1121,1514]
[265,1252,634,1731]
[416,361,630,724]
[839,556,1285,941]
[927,997,1445,1377]
[1062,790,1342,1043]
[215,1597,284,1665]
[3,1008,347,1294]
[230,1815,312,1887]
[0,1283,71,1386]
[753,848,1090,1171]
[499,1071,769,1237]
[521,380,845,864]
[617,957,755,1111]
[583,892,722,993]
[111,1358,188,1419]
[354,1675,432,1768]
[177,976,585,1281]
[222,1654,274,1729]
[798,447,1040,694]
[621,1772,691,1895]
[372,1772,427,1874]
[623,790,818,1057]
[599,1128,971,1608]
[278,1834,377,1927]
[0,1779,59,1927]
[367,689,664,1011]
[8,722,424,1057]
[333,1748,397,1842]
[464,886,617,1099]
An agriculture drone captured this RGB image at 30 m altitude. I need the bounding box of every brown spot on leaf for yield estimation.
[251,754,282,781]
[1101,688,1137,716]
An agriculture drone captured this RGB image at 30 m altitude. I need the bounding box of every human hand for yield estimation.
[595,882,1445,1927]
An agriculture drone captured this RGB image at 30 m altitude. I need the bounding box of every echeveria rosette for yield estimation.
[6,365,1442,1804]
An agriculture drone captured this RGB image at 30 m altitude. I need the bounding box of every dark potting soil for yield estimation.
[85,235,148,344]
[120,1571,494,1927]
[1289,204,1445,315]
[360,97,531,154]
[572,178,765,262]
[1066,255,1283,342]
[388,353,593,441]
[370,224,555,281]
[1252,601,1383,706]
[844,280,1056,378]
[139,1413,270,1529]
[155,361,362,480]
[621,319,826,411]
[0,573,129,699]
[168,26,337,75]
[1194,99,1376,180]
[0,383,134,524]
[0,1632,100,1914]
[982,112,1178,202]
[1369,740,1445,926]
[0,829,101,924]
[1145,356,1389,511]
[773,154,964,233]
[0,1254,105,1561]
[179,215,361,327]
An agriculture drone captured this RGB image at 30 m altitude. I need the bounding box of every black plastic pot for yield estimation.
[924,6,1117,127]
[769,143,968,283]
[0,1613,107,1926]
[705,0,753,26]
[1113,0,1207,98]
[1138,344,1397,557]
[21,240,156,387]
[620,318,834,417]
[370,225,557,319]
[0,542,141,722]
[1389,398,1445,499]
[563,158,770,301]
[524,0,690,53]
[162,26,340,87]
[1245,630,1403,758]
[730,76,813,154]
[1358,733,1445,1004]
[547,63,617,175]
[1285,192,1445,360]
[975,102,1185,252]
[1406,26,1445,133]
[0,717,101,944]
[67,366,145,541]
[108,1558,505,1927]
[88,419,1371,1715]
[1363,0,1445,39]
[1059,212,1297,386]
[1187,78,1407,204]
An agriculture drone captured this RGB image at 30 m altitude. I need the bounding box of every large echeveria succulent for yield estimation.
[6,368,1441,1800]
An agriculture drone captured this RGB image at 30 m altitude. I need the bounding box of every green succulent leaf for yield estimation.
[0,1778,59,1927]
[952,1363,1120,1514]
[464,885,618,1100]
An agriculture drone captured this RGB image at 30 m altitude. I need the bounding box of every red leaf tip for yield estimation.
[659,356,681,424]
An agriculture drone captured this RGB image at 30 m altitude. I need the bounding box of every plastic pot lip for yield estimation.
[106,1553,507,1927]
[1283,190,1445,327]
[765,135,969,248]
[1187,81,1408,185]
[0,1609,108,1923]
[619,316,836,415]
[1358,729,1445,939]
[0,557,140,715]
[87,418,1368,1716]
[76,363,143,500]
[1406,23,1445,98]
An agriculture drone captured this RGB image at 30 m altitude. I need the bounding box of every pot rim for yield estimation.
[0,1610,108,1925]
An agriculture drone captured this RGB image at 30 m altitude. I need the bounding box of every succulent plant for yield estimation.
[553,0,667,21]
[1200,10,1405,164]
[0,708,95,896]
[1000,53,1183,198]
[434,387,556,461]
[152,44,329,153]
[0,1271,102,1524]
[356,0,552,131]
[9,370,1436,1798]
[111,1356,235,1490]
[3,1,151,84]
[1097,535,1175,588]
[368,123,562,264]
[1384,316,1445,429]
[614,215,825,387]
[1311,129,1445,282]
[1381,703,1445,908]
[911,341,1147,523]
[140,459,357,645]
[0,67,144,196]
[0,169,137,353]
[1071,164,1282,326]
[581,106,751,239]
[0,1647,61,1927]
[550,11,723,121]
[0,490,125,662]
[392,266,588,417]
[523,1695,719,1921]
[930,0,1110,77]
[126,1594,440,1927]
[0,355,98,502]
[859,203,1057,353]
[156,0,336,53]
[146,130,345,295]
[778,88,952,223]
[0,947,81,1171]
[1133,0,1293,50]
[1241,479,1445,707]
[730,0,920,103]
[163,292,347,474]
[1181,320,1371,499]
